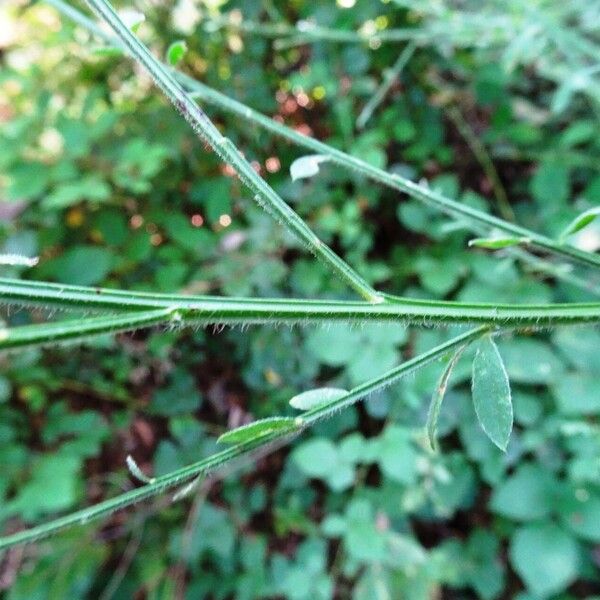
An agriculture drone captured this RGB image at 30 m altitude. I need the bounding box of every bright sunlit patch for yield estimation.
[218,64,231,80]
[265,157,281,173]
[296,91,310,107]
[130,214,144,229]
[575,227,600,252]
[66,208,84,228]
[312,86,326,100]
[375,15,389,29]
[39,128,64,154]
[337,0,356,7]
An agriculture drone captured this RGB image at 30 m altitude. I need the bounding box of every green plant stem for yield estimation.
[446,105,515,222]
[202,12,427,45]
[0,326,487,550]
[46,0,600,276]
[1,279,599,331]
[356,41,417,129]
[79,0,382,304]
[0,308,174,350]
[185,78,600,270]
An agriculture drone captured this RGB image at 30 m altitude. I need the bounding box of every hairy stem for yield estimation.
[1,279,599,330]
[78,0,382,303]
[0,326,487,550]
[46,0,600,278]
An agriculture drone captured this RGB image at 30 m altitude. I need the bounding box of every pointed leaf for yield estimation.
[217,417,298,445]
[426,347,466,451]
[290,155,330,181]
[559,206,600,240]
[166,40,187,66]
[468,237,530,249]
[471,335,513,451]
[290,387,348,411]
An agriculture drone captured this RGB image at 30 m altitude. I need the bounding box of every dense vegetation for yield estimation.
[1,0,600,598]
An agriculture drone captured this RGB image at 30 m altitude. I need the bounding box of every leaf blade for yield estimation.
[559,206,600,240]
[471,335,513,451]
[166,40,187,66]
[426,346,466,451]
[468,236,530,249]
[290,387,349,411]
[290,154,330,181]
[217,417,298,445]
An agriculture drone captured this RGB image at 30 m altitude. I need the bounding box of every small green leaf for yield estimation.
[471,335,513,451]
[217,417,298,445]
[468,236,530,249]
[290,155,330,181]
[426,347,465,451]
[510,524,579,597]
[166,40,187,66]
[290,387,348,411]
[559,206,600,240]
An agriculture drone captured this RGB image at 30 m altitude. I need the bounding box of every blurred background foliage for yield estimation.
[1,0,600,598]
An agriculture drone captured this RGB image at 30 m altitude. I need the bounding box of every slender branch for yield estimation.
[0,308,174,350]
[46,0,600,276]
[184,80,600,271]
[78,0,382,304]
[1,279,599,331]
[446,105,515,222]
[0,326,487,550]
[201,12,427,45]
[356,41,417,129]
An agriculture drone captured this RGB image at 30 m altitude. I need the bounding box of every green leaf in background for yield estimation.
[471,335,513,451]
[463,529,505,600]
[426,346,465,451]
[290,155,330,181]
[530,160,570,207]
[557,487,600,542]
[468,236,530,249]
[5,454,81,520]
[490,463,556,521]
[6,161,49,201]
[292,437,355,490]
[150,368,202,416]
[293,438,338,478]
[510,524,579,598]
[306,324,408,385]
[499,338,563,384]
[218,417,298,445]
[166,40,187,66]
[374,426,417,484]
[42,174,111,209]
[289,387,348,411]
[49,246,114,286]
[559,206,600,240]
[343,499,387,563]
[553,372,599,415]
